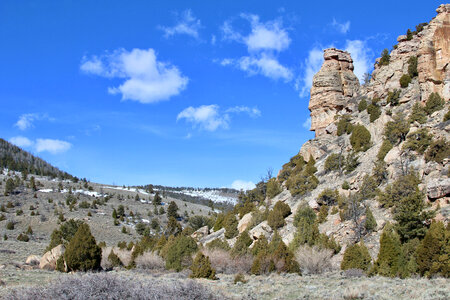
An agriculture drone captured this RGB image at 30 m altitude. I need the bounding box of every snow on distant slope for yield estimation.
[172,189,237,204]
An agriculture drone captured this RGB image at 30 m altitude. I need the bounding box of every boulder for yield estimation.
[25,255,41,266]
[427,178,450,200]
[191,226,209,240]
[249,221,272,240]
[237,212,253,233]
[39,244,65,271]
[199,228,225,245]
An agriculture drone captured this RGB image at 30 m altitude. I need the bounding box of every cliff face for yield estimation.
[308,48,360,137]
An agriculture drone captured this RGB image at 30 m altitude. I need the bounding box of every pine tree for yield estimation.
[231,230,252,257]
[416,221,449,277]
[167,216,182,236]
[374,226,402,277]
[190,252,216,279]
[341,242,372,271]
[108,250,123,268]
[167,201,179,219]
[364,207,377,232]
[64,223,102,272]
[153,192,162,206]
[224,213,238,239]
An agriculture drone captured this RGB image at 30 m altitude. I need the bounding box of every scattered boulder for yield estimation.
[25,255,41,266]
[427,178,450,200]
[40,244,65,271]
[237,212,253,233]
[199,228,225,245]
[191,226,209,240]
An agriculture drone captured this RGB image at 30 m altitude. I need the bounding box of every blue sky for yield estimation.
[0,0,441,189]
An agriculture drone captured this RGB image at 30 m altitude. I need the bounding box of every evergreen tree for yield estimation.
[167,216,182,236]
[224,213,238,239]
[5,178,15,196]
[231,230,252,257]
[364,207,377,232]
[341,242,372,271]
[64,223,102,272]
[374,226,402,277]
[416,221,449,277]
[153,192,162,206]
[190,252,216,279]
[167,201,179,219]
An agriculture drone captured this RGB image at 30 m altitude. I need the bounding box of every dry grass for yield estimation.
[202,249,252,274]
[295,245,333,275]
[101,247,132,269]
[135,251,165,270]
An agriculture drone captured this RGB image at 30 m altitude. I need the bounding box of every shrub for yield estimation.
[213,213,225,231]
[3,273,219,300]
[358,99,367,112]
[407,56,418,77]
[403,128,432,154]
[379,49,390,66]
[425,92,444,115]
[415,22,427,32]
[416,221,449,278]
[286,172,319,196]
[367,103,381,122]
[165,235,198,271]
[134,252,165,270]
[345,152,360,174]
[384,113,410,145]
[17,233,29,242]
[373,226,402,277]
[341,242,372,272]
[409,102,427,124]
[324,153,343,173]
[406,29,413,40]
[295,245,333,274]
[317,205,328,223]
[337,115,353,136]
[377,139,393,161]
[425,139,450,163]
[223,213,238,239]
[6,221,14,230]
[317,189,340,206]
[108,250,123,268]
[206,238,230,251]
[399,74,411,88]
[364,207,377,232]
[64,223,102,272]
[444,109,450,122]
[190,252,216,280]
[203,248,252,274]
[231,231,253,257]
[266,178,282,199]
[387,89,401,105]
[342,181,350,190]
[267,208,285,230]
[378,173,420,208]
[350,125,371,152]
[234,273,247,284]
[188,215,213,231]
[167,201,179,219]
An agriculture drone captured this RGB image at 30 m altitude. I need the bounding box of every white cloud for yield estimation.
[344,40,372,83]
[211,35,216,45]
[223,14,290,52]
[225,106,261,118]
[231,180,255,191]
[177,105,261,131]
[159,9,201,39]
[302,117,311,130]
[35,139,72,154]
[81,48,188,104]
[220,14,292,82]
[14,113,48,131]
[296,47,325,98]
[331,18,351,34]
[9,136,33,148]
[177,105,229,131]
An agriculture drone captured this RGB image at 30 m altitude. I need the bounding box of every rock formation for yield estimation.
[39,244,65,271]
[309,48,360,137]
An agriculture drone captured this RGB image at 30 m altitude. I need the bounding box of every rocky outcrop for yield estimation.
[309,48,360,137]
[39,244,65,270]
[427,178,450,199]
[25,255,41,266]
[191,226,209,240]
[418,4,450,101]
[237,212,252,233]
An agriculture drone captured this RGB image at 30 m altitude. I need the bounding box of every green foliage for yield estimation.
[165,235,198,271]
[341,242,372,271]
[167,216,182,236]
[374,226,402,277]
[324,153,342,173]
[394,187,434,242]
[224,213,238,239]
[273,201,291,218]
[266,178,282,199]
[378,173,420,208]
[400,74,411,88]
[345,152,360,174]
[425,139,450,163]
[152,192,162,206]
[406,29,413,41]
[342,181,350,190]
[213,213,225,231]
[64,223,102,272]
[365,102,377,121]
[278,153,306,182]
[416,221,449,278]
[364,207,377,232]
[108,250,123,268]
[337,115,353,136]
[387,89,401,106]
[317,205,328,223]
[188,215,214,231]
[231,230,253,257]
[384,113,410,145]
[286,172,318,196]
[407,56,418,77]
[46,219,83,252]
[317,189,340,206]
[444,109,450,122]
[415,22,427,33]
[17,233,29,242]
[291,205,318,249]
[372,160,388,186]
[377,139,393,161]
[206,238,230,251]
[267,208,285,230]
[425,92,444,115]
[379,49,390,66]
[358,99,367,112]
[167,201,179,219]
[190,252,216,279]
[350,125,371,152]
[234,273,247,284]
[251,235,269,256]
[404,128,432,154]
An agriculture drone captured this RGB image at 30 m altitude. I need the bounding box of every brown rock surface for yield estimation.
[309,48,360,137]
[39,244,65,271]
